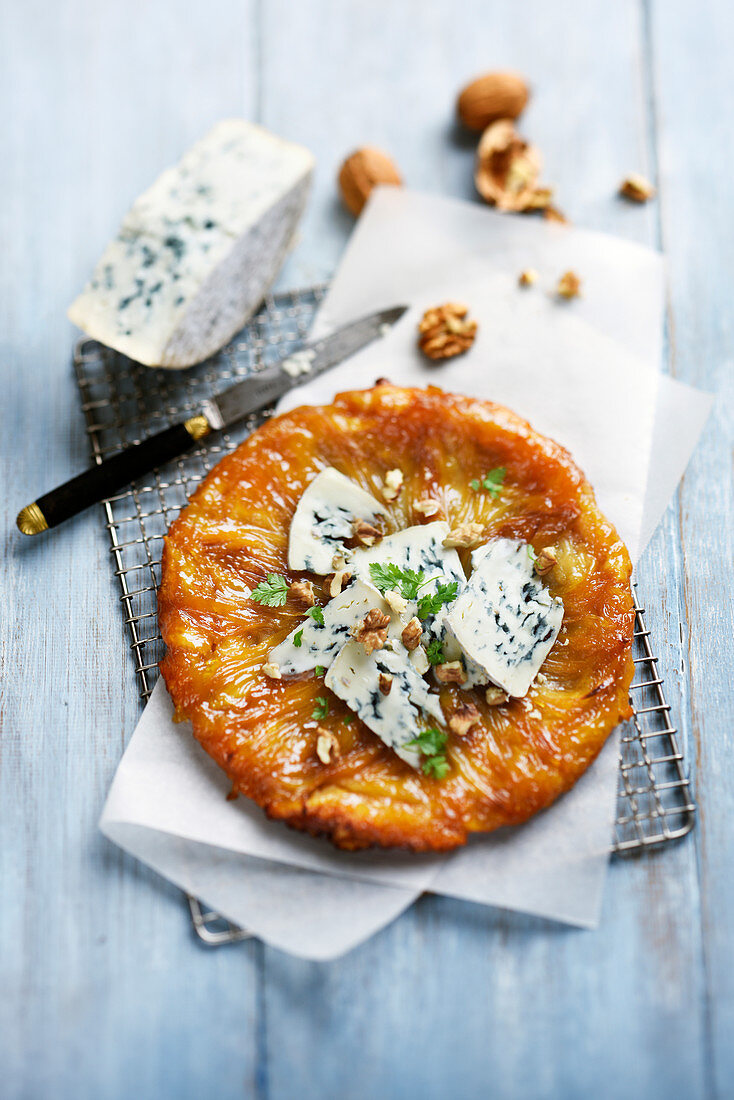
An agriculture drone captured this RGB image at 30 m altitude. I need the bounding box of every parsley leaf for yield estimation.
[343,715,353,725]
[406,727,450,779]
[423,756,451,779]
[369,562,437,601]
[312,696,329,720]
[293,629,304,648]
[417,580,459,620]
[307,606,325,626]
[471,467,506,498]
[314,665,325,677]
[250,573,289,607]
[425,638,445,665]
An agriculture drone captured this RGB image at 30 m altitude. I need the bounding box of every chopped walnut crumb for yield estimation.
[442,522,485,549]
[418,303,478,360]
[619,173,656,203]
[351,608,391,654]
[544,206,568,224]
[534,547,558,577]
[448,701,482,736]
[316,727,340,765]
[485,685,509,706]
[383,468,404,501]
[262,662,282,680]
[413,498,442,518]
[289,580,315,607]
[332,553,348,571]
[535,672,548,686]
[518,268,538,287]
[435,661,468,685]
[401,617,423,652]
[352,519,382,546]
[557,271,581,299]
[378,672,393,696]
[384,588,408,615]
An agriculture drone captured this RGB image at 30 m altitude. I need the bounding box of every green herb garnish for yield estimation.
[470,467,506,498]
[314,665,325,677]
[369,562,435,601]
[406,727,450,778]
[312,696,329,720]
[417,581,459,620]
[307,606,325,626]
[293,629,304,648]
[250,573,289,607]
[425,638,445,665]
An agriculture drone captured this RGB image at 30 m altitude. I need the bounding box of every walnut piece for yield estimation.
[383,468,404,501]
[544,205,568,224]
[534,547,558,577]
[485,685,509,706]
[351,608,391,654]
[518,268,538,287]
[448,701,482,736]
[316,727,340,765]
[352,519,382,546]
[338,147,402,217]
[442,522,485,549]
[384,588,408,615]
[418,303,477,361]
[289,580,315,607]
[619,173,656,203]
[378,673,393,696]
[324,570,351,598]
[413,498,442,517]
[474,120,553,213]
[401,617,423,652]
[557,271,581,299]
[435,661,468,685]
[262,662,282,680]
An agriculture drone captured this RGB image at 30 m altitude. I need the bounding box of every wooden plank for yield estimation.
[258,1,708,1097]
[649,0,734,1094]
[0,2,264,1097]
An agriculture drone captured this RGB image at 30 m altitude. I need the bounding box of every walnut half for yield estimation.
[351,608,391,654]
[443,522,485,549]
[418,303,477,361]
[435,661,468,685]
[448,701,481,735]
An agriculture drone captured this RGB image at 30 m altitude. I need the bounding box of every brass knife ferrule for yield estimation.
[183,415,212,442]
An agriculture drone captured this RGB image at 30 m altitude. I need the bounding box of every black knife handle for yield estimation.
[16,415,211,535]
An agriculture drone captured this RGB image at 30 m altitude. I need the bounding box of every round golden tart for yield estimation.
[158,384,634,851]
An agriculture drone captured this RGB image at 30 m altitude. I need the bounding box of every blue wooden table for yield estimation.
[2,2,732,1097]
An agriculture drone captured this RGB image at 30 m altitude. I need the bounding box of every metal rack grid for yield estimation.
[73,284,695,944]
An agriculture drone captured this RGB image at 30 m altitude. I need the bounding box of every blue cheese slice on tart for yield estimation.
[446,537,564,698]
[287,467,388,574]
[68,120,314,368]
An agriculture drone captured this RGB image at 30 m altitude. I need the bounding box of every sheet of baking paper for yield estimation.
[100,191,711,959]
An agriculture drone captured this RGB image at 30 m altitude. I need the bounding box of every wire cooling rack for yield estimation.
[74,284,695,944]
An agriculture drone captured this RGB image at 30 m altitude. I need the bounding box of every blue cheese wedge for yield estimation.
[446,538,564,697]
[267,578,427,676]
[288,468,388,574]
[68,120,314,368]
[325,641,444,769]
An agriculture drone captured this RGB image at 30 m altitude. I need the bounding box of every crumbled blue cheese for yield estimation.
[325,641,444,769]
[68,120,314,368]
[287,468,388,574]
[446,538,564,697]
[267,578,427,676]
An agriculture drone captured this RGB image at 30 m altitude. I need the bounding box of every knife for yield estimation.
[16,304,408,535]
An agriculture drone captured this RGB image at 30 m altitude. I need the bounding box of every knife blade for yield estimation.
[16,304,409,535]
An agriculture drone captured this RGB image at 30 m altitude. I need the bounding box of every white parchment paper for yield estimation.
[101,191,712,960]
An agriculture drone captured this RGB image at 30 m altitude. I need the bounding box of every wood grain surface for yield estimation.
[1,1,731,1097]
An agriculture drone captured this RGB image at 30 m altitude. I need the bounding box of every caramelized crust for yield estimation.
[159,384,634,851]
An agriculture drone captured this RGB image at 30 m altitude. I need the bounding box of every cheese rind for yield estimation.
[325,641,444,769]
[446,538,564,697]
[287,468,388,574]
[68,120,314,368]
